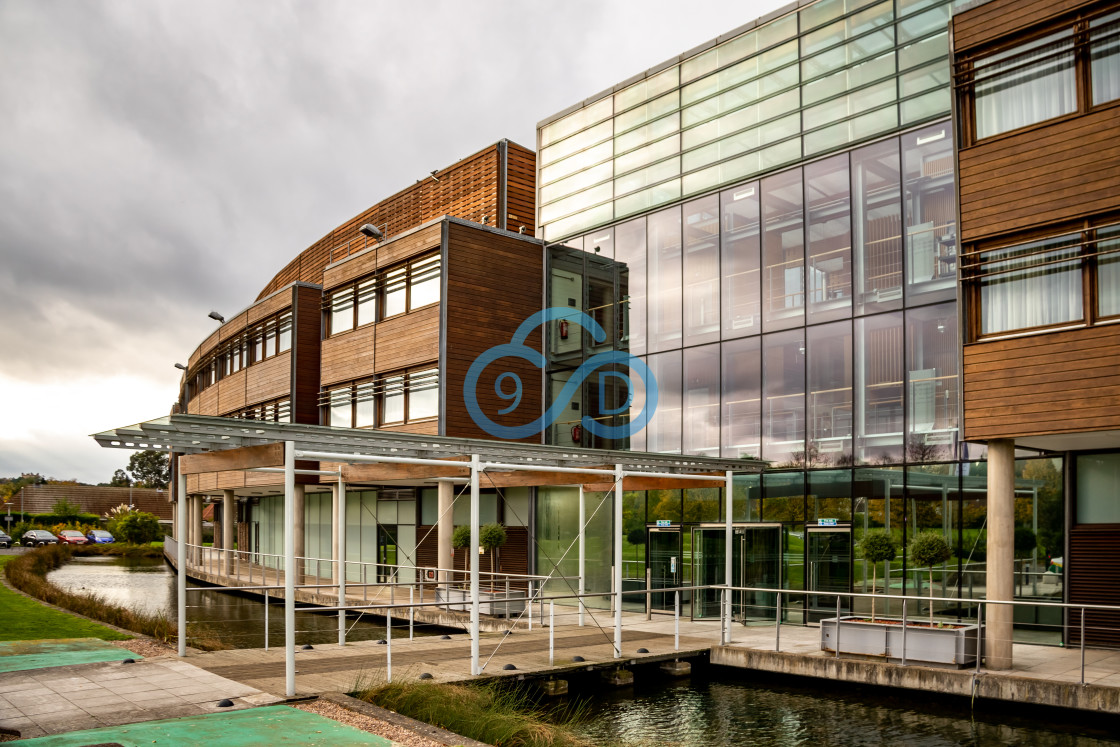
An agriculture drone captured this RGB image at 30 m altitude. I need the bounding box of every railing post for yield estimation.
[528,581,533,631]
[645,568,651,622]
[775,592,782,652]
[409,586,415,641]
[835,595,841,660]
[721,588,728,645]
[674,590,680,652]
[976,602,983,673]
[387,604,392,684]
[363,564,368,603]
[264,589,270,651]
[901,599,908,667]
[549,601,555,666]
[1080,607,1086,686]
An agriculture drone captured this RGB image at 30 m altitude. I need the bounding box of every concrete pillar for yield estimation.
[331,484,341,584]
[222,489,235,575]
[437,480,454,582]
[191,495,203,566]
[293,484,305,583]
[986,439,1015,670]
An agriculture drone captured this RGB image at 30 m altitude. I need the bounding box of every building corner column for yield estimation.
[331,484,341,584]
[986,439,1015,670]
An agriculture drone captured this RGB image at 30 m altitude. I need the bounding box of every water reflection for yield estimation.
[572,669,1120,746]
[48,556,414,648]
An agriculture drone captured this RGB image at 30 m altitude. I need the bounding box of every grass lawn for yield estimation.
[0,555,130,642]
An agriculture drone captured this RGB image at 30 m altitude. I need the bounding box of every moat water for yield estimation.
[47,556,1120,745]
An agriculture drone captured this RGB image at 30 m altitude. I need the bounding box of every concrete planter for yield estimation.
[820,615,981,667]
[434,586,525,617]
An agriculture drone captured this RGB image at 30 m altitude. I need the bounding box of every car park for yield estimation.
[57,530,88,545]
[86,529,114,544]
[0,530,11,549]
[21,529,58,546]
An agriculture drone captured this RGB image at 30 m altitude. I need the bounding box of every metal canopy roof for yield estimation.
[93,414,765,475]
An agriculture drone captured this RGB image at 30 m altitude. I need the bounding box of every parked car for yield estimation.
[21,529,58,546]
[86,529,115,544]
[0,530,11,549]
[57,530,88,545]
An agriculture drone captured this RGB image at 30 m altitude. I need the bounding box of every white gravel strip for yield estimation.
[293,699,447,747]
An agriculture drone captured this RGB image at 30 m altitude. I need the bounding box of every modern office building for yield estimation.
[164,0,1120,655]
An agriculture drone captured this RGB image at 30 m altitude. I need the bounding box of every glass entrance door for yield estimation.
[806,524,852,622]
[647,528,681,611]
[691,526,727,619]
[378,525,398,583]
[739,524,783,623]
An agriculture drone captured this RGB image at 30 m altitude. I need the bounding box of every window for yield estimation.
[326,253,441,335]
[320,367,439,428]
[235,398,291,423]
[1091,12,1120,105]
[973,30,1076,139]
[976,233,1083,336]
[1097,225,1120,317]
[1076,453,1120,523]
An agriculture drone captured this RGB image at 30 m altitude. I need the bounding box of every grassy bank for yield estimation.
[356,680,594,747]
[0,555,131,642]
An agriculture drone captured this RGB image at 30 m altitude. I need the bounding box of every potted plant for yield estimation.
[479,522,507,590]
[859,529,897,621]
[908,531,953,625]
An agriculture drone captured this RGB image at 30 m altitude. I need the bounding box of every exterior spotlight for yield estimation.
[359,223,383,240]
[208,311,225,323]
[174,363,187,371]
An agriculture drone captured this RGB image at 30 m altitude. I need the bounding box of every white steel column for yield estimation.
[578,485,586,627]
[176,463,187,658]
[614,464,623,659]
[724,470,734,645]
[283,441,296,696]
[222,489,235,575]
[336,478,347,647]
[437,480,454,582]
[470,454,481,675]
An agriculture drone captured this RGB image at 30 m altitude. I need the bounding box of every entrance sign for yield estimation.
[818,518,838,526]
[656,519,672,527]
[464,308,659,440]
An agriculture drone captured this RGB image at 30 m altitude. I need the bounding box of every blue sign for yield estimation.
[656,520,672,528]
[463,308,658,441]
[818,518,838,526]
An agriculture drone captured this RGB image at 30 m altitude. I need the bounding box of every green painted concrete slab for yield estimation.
[0,638,140,673]
[12,705,394,746]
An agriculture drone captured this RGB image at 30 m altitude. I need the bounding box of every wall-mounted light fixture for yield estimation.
[208,311,225,323]
[174,363,187,371]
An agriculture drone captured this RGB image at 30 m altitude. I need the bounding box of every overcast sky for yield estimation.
[0,0,789,484]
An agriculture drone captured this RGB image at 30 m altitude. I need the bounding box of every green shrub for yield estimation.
[452,525,471,550]
[859,529,896,621]
[909,531,952,624]
[1014,527,1038,557]
[113,511,162,544]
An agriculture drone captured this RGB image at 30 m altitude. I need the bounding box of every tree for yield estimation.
[859,530,897,621]
[113,511,162,544]
[909,531,953,625]
[126,450,169,489]
[479,523,507,586]
[109,469,132,487]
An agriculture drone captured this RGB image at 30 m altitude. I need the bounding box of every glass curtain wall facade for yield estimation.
[533,0,1065,633]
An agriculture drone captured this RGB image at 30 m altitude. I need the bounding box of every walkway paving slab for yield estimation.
[0,639,139,674]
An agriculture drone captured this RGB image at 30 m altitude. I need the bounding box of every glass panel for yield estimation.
[974,30,1076,139]
[616,91,680,135]
[382,375,405,423]
[683,344,720,456]
[1091,12,1120,105]
[721,183,761,338]
[541,202,613,243]
[330,289,354,335]
[802,26,894,80]
[540,161,613,207]
[897,3,950,43]
[800,0,881,34]
[683,89,798,150]
[648,528,681,610]
[540,96,612,148]
[903,124,956,305]
[647,206,683,352]
[809,470,853,521]
[762,168,805,332]
[804,79,896,131]
[692,526,728,618]
[410,256,441,310]
[803,52,895,105]
[806,527,852,620]
[722,336,762,459]
[1097,225,1120,318]
[856,311,903,464]
[585,227,614,259]
[807,321,853,466]
[905,464,955,609]
[355,382,375,428]
[540,120,613,167]
[615,113,680,156]
[979,233,1083,335]
[1077,453,1120,523]
[898,30,947,70]
[356,279,377,327]
[330,388,351,428]
[615,66,679,113]
[901,88,951,124]
[762,329,806,465]
[900,60,950,97]
[805,154,852,322]
[683,195,720,344]
[616,134,681,176]
[409,369,439,420]
[906,303,957,462]
[851,137,903,316]
[616,217,646,356]
[540,181,613,224]
[540,140,613,187]
[383,267,407,318]
[647,350,682,453]
[853,465,904,613]
[420,488,437,526]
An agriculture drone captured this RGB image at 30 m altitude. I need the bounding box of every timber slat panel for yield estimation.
[952,0,1094,53]
[963,327,1120,440]
[1069,526,1120,648]
[293,284,323,425]
[245,353,291,405]
[374,305,441,374]
[444,222,544,441]
[217,369,247,414]
[321,325,377,387]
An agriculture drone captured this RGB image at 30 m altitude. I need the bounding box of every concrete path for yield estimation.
[0,639,139,674]
[0,640,281,740]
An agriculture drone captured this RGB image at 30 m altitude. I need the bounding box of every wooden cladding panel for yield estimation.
[321,325,376,387]
[952,0,1095,53]
[958,106,1120,242]
[963,326,1120,440]
[244,352,291,405]
[416,527,438,571]
[258,141,531,300]
[219,311,249,341]
[374,305,440,374]
[195,386,219,417]
[506,142,537,232]
[1068,526,1120,648]
[216,369,247,414]
[323,224,442,290]
[443,222,544,441]
[292,284,322,425]
[248,288,293,324]
[375,420,440,436]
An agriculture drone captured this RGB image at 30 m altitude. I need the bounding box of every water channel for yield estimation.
[47,555,403,648]
[47,556,1120,745]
